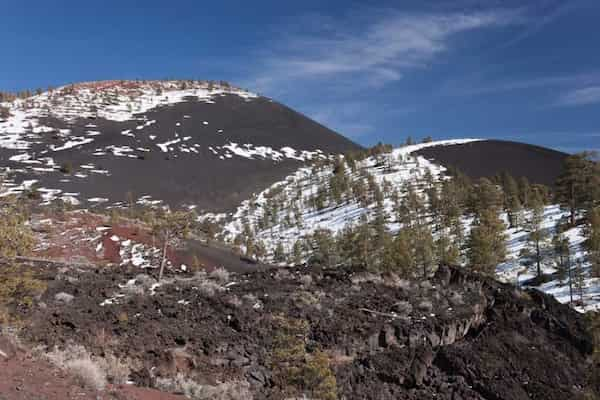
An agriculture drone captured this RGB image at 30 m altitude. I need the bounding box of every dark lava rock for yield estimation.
[25,264,599,399]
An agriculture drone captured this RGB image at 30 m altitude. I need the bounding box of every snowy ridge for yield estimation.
[216,138,600,312]
[221,139,482,241]
[391,138,484,157]
[0,80,258,150]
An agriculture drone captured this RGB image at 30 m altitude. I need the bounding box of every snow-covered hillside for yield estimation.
[217,139,600,312]
[221,139,480,237]
[0,80,354,210]
[0,80,257,136]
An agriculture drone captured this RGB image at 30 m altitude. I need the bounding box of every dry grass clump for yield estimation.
[43,343,134,390]
[45,344,106,391]
[64,357,107,391]
[155,373,253,400]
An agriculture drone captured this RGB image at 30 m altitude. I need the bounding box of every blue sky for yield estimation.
[1,0,599,152]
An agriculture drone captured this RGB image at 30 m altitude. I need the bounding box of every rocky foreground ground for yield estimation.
[0,260,596,399]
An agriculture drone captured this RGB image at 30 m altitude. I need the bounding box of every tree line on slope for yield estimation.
[235,146,600,299]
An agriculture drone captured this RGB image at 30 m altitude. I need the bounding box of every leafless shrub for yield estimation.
[299,274,313,287]
[66,358,107,391]
[209,267,230,283]
[274,269,291,281]
[448,291,464,307]
[419,280,433,290]
[54,292,74,304]
[193,270,208,280]
[119,274,155,297]
[417,300,433,313]
[382,273,410,290]
[293,291,320,307]
[120,281,146,296]
[241,293,262,310]
[96,353,132,384]
[135,273,155,288]
[226,295,243,308]
[392,300,413,316]
[92,327,120,349]
[196,280,224,298]
[350,272,383,285]
[242,293,257,305]
[44,343,88,366]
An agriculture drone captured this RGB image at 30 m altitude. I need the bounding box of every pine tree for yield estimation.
[556,152,599,226]
[518,176,532,209]
[573,259,586,306]
[436,235,460,266]
[502,173,522,228]
[274,242,286,264]
[414,224,435,278]
[470,178,503,215]
[352,178,369,207]
[310,229,338,268]
[552,230,570,284]
[254,240,266,262]
[586,207,600,277]
[292,240,305,265]
[526,191,548,277]
[384,228,415,276]
[328,156,348,205]
[467,208,507,275]
[439,179,465,249]
[353,215,373,270]
[399,185,425,228]
[373,189,388,247]
[426,181,442,231]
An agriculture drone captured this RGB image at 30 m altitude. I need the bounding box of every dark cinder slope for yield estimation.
[415,140,568,186]
[1,94,362,212]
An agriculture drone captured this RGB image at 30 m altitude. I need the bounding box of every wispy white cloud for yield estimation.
[240,7,524,139]
[440,71,600,97]
[498,1,581,48]
[557,86,600,106]
[247,9,522,95]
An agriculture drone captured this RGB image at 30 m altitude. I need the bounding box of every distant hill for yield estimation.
[413,139,568,186]
[0,80,362,212]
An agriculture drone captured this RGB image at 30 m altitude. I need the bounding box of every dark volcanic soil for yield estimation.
[20,263,599,399]
[0,95,361,212]
[414,140,568,186]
